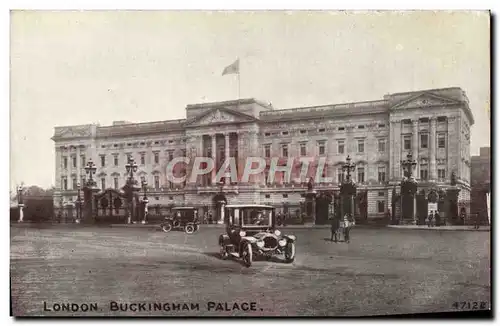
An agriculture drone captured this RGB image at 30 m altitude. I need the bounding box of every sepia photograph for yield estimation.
[9,9,491,317]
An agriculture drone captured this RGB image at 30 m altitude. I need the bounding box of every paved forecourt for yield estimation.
[10,226,490,316]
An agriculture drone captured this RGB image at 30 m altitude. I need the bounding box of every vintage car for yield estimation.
[218,204,296,267]
[160,207,200,234]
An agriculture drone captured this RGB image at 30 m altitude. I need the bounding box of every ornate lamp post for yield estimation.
[124,157,139,224]
[141,177,148,224]
[83,158,99,223]
[340,155,357,218]
[84,159,97,187]
[400,152,418,224]
[76,182,82,224]
[342,155,356,182]
[17,185,24,223]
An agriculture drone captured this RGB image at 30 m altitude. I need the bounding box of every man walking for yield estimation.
[330,213,340,242]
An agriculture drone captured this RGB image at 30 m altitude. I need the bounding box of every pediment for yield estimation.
[54,126,91,139]
[391,93,460,110]
[185,107,257,127]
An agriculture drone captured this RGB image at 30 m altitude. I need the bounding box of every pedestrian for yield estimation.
[343,214,355,243]
[330,214,340,242]
[434,211,440,227]
[474,213,480,229]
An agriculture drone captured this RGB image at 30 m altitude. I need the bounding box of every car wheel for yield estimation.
[185,224,195,234]
[161,222,172,233]
[220,246,228,260]
[173,220,181,228]
[242,243,253,267]
[284,243,295,263]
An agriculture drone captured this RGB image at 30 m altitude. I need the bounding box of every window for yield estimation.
[81,155,86,167]
[114,155,119,166]
[140,153,145,165]
[300,143,307,156]
[154,141,160,145]
[357,139,365,153]
[438,134,446,148]
[378,124,386,128]
[338,140,345,154]
[153,152,159,164]
[358,125,365,129]
[282,131,288,135]
[282,144,288,157]
[378,166,386,182]
[438,169,446,179]
[377,201,385,213]
[420,134,429,149]
[403,135,412,150]
[154,175,160,189]
[168,151,174,161]
[437,116,447,123]
[337,171,344,184]
[72,156,77,168]
[338,127,345,131]
[114,177,119,189]
[283,194,288,198]
[403,119,412,125]
[72,177,77,190]
[318,141,326,155]
[378,139,386,152]
[62,177,68,190]
[100,155,106,167]
[265,194,270,199]
[378,191,385,197]
[264,132,271,137]
[264,145,271,158]
[318,128,325,132]
[420,164,429,180]
[81,176,86,186]
[357,167,365,183]
[63,157,68,169]
[300,130,307,134]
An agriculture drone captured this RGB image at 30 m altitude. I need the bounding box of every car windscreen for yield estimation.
[241,208,272,227]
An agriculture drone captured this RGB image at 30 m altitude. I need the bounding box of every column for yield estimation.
[412,120,419,178]
[211,134,217,184]
[76,146,81,182]
[389,120,395,179]
[224,133,230,185]
[430,118,437,180]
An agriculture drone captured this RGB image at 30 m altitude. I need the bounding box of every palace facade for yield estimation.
[52,87,474,223]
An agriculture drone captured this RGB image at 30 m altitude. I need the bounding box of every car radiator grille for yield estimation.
[263,236,278,249]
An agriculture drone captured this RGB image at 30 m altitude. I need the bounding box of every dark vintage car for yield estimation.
[160,207,200,234]
[218,204,296,267]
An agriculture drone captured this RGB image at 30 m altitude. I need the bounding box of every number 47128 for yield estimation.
[452,301,488,310]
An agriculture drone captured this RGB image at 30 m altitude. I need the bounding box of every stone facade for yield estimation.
[470,147,490,222]
[52,87,474,220]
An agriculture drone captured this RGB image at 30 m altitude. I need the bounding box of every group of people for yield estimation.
[330,213,356,243]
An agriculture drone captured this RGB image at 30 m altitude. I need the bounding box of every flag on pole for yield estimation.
[222,58,240,76]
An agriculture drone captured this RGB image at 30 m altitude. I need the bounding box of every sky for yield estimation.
[9,10,490,189]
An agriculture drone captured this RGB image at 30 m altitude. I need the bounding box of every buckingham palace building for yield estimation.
[52,87,473,224]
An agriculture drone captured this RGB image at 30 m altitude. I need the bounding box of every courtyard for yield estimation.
[10,225,490,317]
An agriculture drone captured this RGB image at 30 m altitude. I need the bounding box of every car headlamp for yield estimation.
[274,230,281,236]
[239,231,246,237]
[256,240,265,248]
[278,239,287,247]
